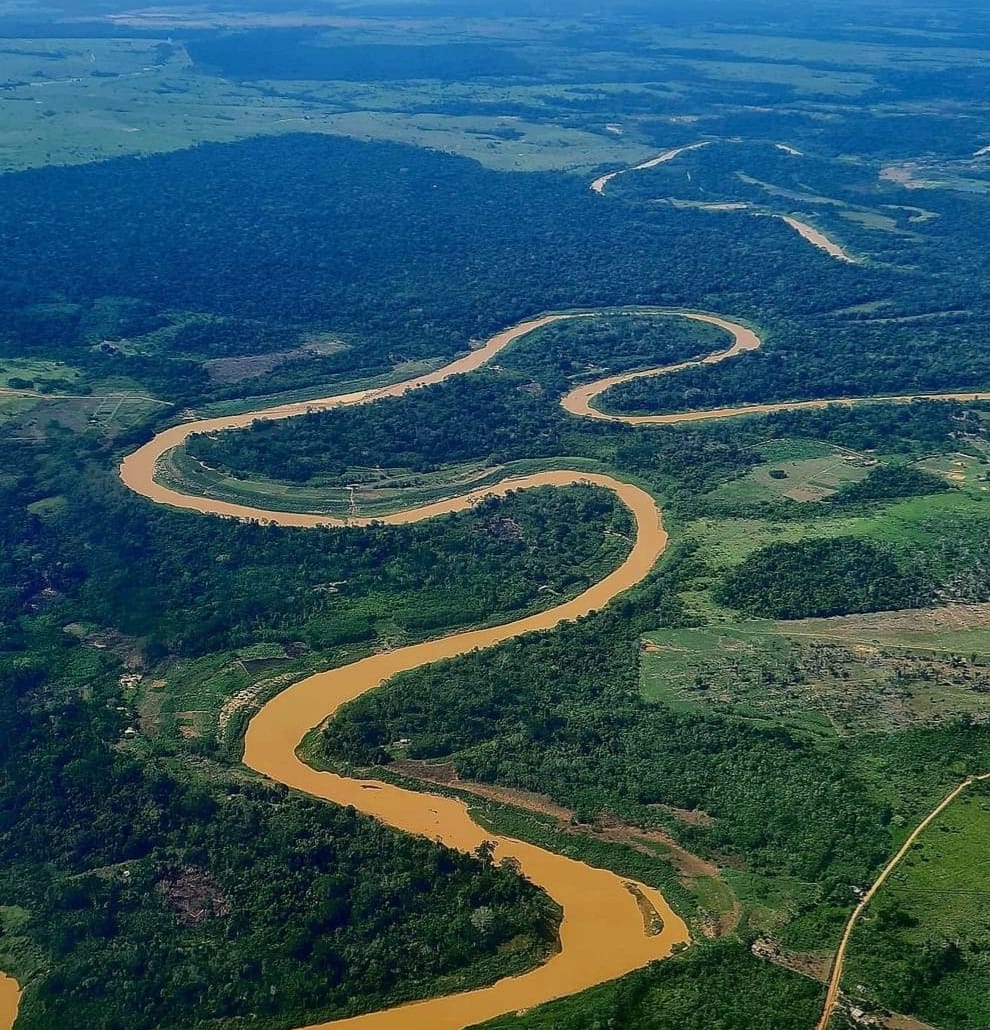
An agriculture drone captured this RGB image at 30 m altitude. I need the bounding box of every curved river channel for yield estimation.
[6,310,990,1029]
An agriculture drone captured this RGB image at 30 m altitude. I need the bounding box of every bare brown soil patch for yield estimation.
[157,867,230,927]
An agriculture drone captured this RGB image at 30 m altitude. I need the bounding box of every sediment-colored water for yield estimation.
[0,975,19,1030]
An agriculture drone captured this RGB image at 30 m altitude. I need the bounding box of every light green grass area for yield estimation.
[676,57,875,97]
[194,356,445,418]
[0,37,656,175]
[160,450,608,518]
[710,446,871,504]
[640,609,990,736]
[842,782,990,1028]
[861,490,990,556]
[691,485,990,577]
[8,18,990,179]
[25,494,67,518]
[683,511,870,575]
[0,357,81,389]
[722,869,825,937]
[2,389,170,441]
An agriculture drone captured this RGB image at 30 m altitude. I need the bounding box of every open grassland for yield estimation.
[0,36,655,175]
[709,442,872,504]
[161,450,609,519]
[5,389,169,440]
[0,392,41,425]
[840,782,990,1029]
[0,357,81,389]
[641,606,990,738]
[7,10,990,182]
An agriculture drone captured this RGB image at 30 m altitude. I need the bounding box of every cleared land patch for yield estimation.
[710,442,872,504]
[641,610,990,737]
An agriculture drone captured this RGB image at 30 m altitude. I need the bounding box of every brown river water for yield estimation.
[7,307,984,1029]
[0,978,17,1030]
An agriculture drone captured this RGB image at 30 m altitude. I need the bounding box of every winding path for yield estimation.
[7,308,990,1029]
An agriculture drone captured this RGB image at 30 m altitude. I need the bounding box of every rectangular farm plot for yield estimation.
[711,448,872,504]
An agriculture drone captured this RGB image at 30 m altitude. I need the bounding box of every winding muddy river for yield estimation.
[0,977,17,1030]
[7,308,988,1029]
[115,309,750,1030]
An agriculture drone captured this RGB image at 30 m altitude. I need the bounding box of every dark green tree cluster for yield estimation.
[0,623,557,1030]
[714,537,928,619]
[830,464,950,505]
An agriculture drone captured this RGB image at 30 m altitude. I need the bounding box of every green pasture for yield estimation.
[842,783,990,1028]
[640,612,990,737]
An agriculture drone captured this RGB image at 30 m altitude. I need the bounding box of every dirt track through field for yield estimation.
[815,773,990,1030]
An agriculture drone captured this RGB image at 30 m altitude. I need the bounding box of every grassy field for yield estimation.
[641,608,990,737]
[0,357,82,390]
[709,440,872,505]
[161,450,610,517]
[6,9,990,182]
[841,781,990,1028]
[916,450,990,493]
[0,35,654,175]
[5,389,169,440]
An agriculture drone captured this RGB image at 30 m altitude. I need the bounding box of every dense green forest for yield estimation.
[186,315,730,484]
[0,621,557,1029]
[478,940,823,1030]
[713,537,929,619]
[2,129,989,423]
[0,132,922,411]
